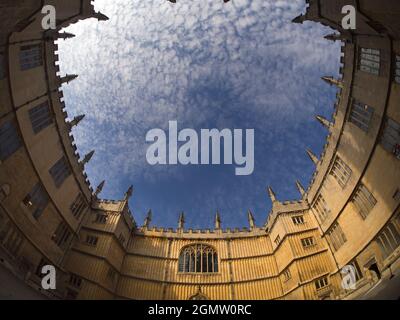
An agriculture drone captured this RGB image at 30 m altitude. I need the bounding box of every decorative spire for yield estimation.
[321,76,343,88]
[247,210,256,230]
[215,211,221,229]
[45,30,76,40]
[80,150,95,166]
[94,180,105,197]
[267,187,278,203]
[144,210,152,229]
[292,14,306,24]
[178,212,185,229]
[60,74,78,85]
[92,11,109,21]
[315,115,333,129]
[68,114,85,128]
[124,185,134,200]
[295,180,306,197]
[324,33,344,42]
[306,149,319,165]
[56,32,75,40]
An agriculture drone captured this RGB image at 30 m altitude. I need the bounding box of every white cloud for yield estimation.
[58,0,340,226]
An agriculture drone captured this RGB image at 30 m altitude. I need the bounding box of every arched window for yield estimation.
[178,244,218,273]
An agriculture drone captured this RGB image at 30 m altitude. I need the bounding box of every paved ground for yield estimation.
[0,263,45,300]
[361,274,400,300]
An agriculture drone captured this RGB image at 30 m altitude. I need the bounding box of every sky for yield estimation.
[58,0,341,230]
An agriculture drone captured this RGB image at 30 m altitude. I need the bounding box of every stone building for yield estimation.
[0,0,399,300]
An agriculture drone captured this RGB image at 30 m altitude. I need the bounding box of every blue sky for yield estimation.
[58,0,340,229]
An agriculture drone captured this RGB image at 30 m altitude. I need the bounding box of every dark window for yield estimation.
[327,222,347,251]
[330,156,352,188]
[68,274,82,289]
[352,183,377,219]
[380,117,400,159]
[274,235,281,246]
[49,157,71,188]
[19,44,43,71]
[292,215,304,225]
[95,213,107,224]
[283,269,291,282]
[178,244,218,273]
[118,234,126,245]
[349,260,363,282]
[0,220,24,256]
[70,194,87,219]
[349,100,374,132]
[359,48,380,75]
[301,237,315,248]
[313,194,330,222]
[315,276,329,290]
[85,235,98,246]
[28,101,53,134]
[393,189,400,202]
[376,222,400,259]
[52,222,71,248]
[0,121,22,161]
[107,267,117,284]
[23,183,49,219]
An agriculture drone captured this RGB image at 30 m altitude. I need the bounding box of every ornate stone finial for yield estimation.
[57,32,75,40]
[124,185,134,200]
[292,14,306,24]
[92,11,109,21]
[144,210,152,228]
[324,33,344,42]
[45,30,76,40]
[306,149,319,165]
[60,74,78,85]
[68,114,85,128]
[247,210,256,230]
[80,150,95,166]
[295,180,306,198]
[94,180,105,197]
[178,212,185,229]
[215,211,221,230]
[316,115,333,129]
[267,187,278,203]
[321,76,343,88]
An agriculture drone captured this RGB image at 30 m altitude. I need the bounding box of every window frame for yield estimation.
[178,244,219,274]
[49,156,71,188]
[28,101,53,134]
[0,120,22,161]
[358,47,380,75]
[19,43,43,71]
[348,99,374,133]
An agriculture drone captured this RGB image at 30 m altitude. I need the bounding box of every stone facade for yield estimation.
[0,0,399,300]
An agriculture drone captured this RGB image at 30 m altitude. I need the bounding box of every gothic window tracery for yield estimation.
[178,244,218,273]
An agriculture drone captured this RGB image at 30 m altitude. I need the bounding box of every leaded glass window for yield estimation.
[178,244,218,273]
